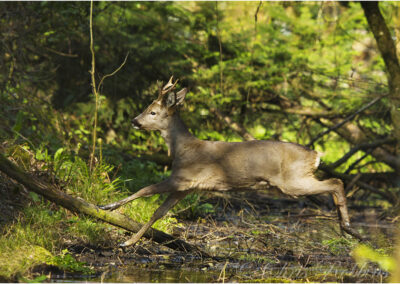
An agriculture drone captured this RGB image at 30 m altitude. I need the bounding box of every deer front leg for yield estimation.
[120,190,191,247]
[99,179,176,211]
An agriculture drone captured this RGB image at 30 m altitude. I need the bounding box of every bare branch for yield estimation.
[306,94,387,147]
[344,148,373,174]
[329,137,396,169]
[44,47,78,58]
[215,2,223,95]
[319,164,394,202]
[89,0,98,171]
[261,106,341,118]
[315,117,400,171]
[97,52,129,94]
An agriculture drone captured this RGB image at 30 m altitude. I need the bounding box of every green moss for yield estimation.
[0,245,52,280]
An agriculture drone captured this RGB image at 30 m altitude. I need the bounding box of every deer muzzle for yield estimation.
[132,118,142,129]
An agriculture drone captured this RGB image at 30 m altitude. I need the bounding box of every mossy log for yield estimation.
[0,154,209,257]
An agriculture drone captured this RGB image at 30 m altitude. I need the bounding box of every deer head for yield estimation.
[132,76,188,131]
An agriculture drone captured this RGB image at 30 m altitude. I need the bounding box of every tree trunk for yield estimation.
[361,1,400,174]
[0,154,209,257]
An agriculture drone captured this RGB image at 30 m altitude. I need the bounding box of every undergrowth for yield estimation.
[0,79,208,281]
[0,100,195,282]
[0,140,190,280]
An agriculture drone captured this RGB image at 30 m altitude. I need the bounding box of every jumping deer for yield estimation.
[99,76,353,247]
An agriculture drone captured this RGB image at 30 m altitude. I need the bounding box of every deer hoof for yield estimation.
[98,204,117,211]
[119,242,129,248]
[340,222,350,228]
[119,239,136,248]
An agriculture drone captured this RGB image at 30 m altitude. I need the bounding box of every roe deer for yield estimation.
[100,76,352,247]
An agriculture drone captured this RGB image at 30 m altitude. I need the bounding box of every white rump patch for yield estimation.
[314,156,320,168]
[315,151,324,168]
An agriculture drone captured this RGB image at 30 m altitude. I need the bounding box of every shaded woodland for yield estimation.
[0,1,399,282]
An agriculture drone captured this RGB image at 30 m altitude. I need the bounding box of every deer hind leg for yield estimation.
[283,177,350,227]
[120,190,191,247]
[328,178,350,227]
[99,179,176,211]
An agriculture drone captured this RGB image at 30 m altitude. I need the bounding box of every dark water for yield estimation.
[50,259,389,283]
[52,267,218,283]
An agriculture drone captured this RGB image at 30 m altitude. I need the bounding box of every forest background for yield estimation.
[0,1,400,281]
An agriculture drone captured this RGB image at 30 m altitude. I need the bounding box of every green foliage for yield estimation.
[0,140,170,279]
[19,275,48,283]
[1,2,395,179]
[352,244,396,272]
[123,195,180,233]
[48,249,93,274]
[1,1,399,280]
[322,237,357,256]
[175,193,215,219]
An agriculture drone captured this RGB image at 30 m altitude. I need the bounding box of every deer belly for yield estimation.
[187,178,231,191]
[175,163,281,192]
[193,178,277,192]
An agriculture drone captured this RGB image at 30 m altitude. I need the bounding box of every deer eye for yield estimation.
[150,111,156,115]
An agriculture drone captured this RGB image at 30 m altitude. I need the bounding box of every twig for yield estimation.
[319,164,393,201]
[89,0,98,171]
[254,1,262,26]
[88,2,128,171]
[344,173,362,193]
[329,137,395,169]
[344,148,373,174]
[215,2,223,95]
[306,94,387,147]
[44,47,78,58]
[243,1,263,121]
[97,52,129,94]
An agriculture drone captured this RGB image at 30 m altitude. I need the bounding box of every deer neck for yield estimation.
[160,113,197,158]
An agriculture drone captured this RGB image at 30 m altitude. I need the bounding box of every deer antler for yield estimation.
[157,76,179,100]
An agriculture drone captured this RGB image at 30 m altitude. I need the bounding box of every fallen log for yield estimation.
[0,154,209,257]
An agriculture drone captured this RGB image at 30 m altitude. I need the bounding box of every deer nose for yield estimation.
[132,118,142,129]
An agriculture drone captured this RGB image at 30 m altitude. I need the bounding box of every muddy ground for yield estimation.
[0,171,397,283]
[52,191,398,283]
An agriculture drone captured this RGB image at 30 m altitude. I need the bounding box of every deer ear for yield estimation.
[165,92,176,108]
[165,88,187,108]
[175,88,187,105]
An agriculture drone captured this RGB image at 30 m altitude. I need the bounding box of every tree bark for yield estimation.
[0,154,209,257]
[361,2,400,173]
